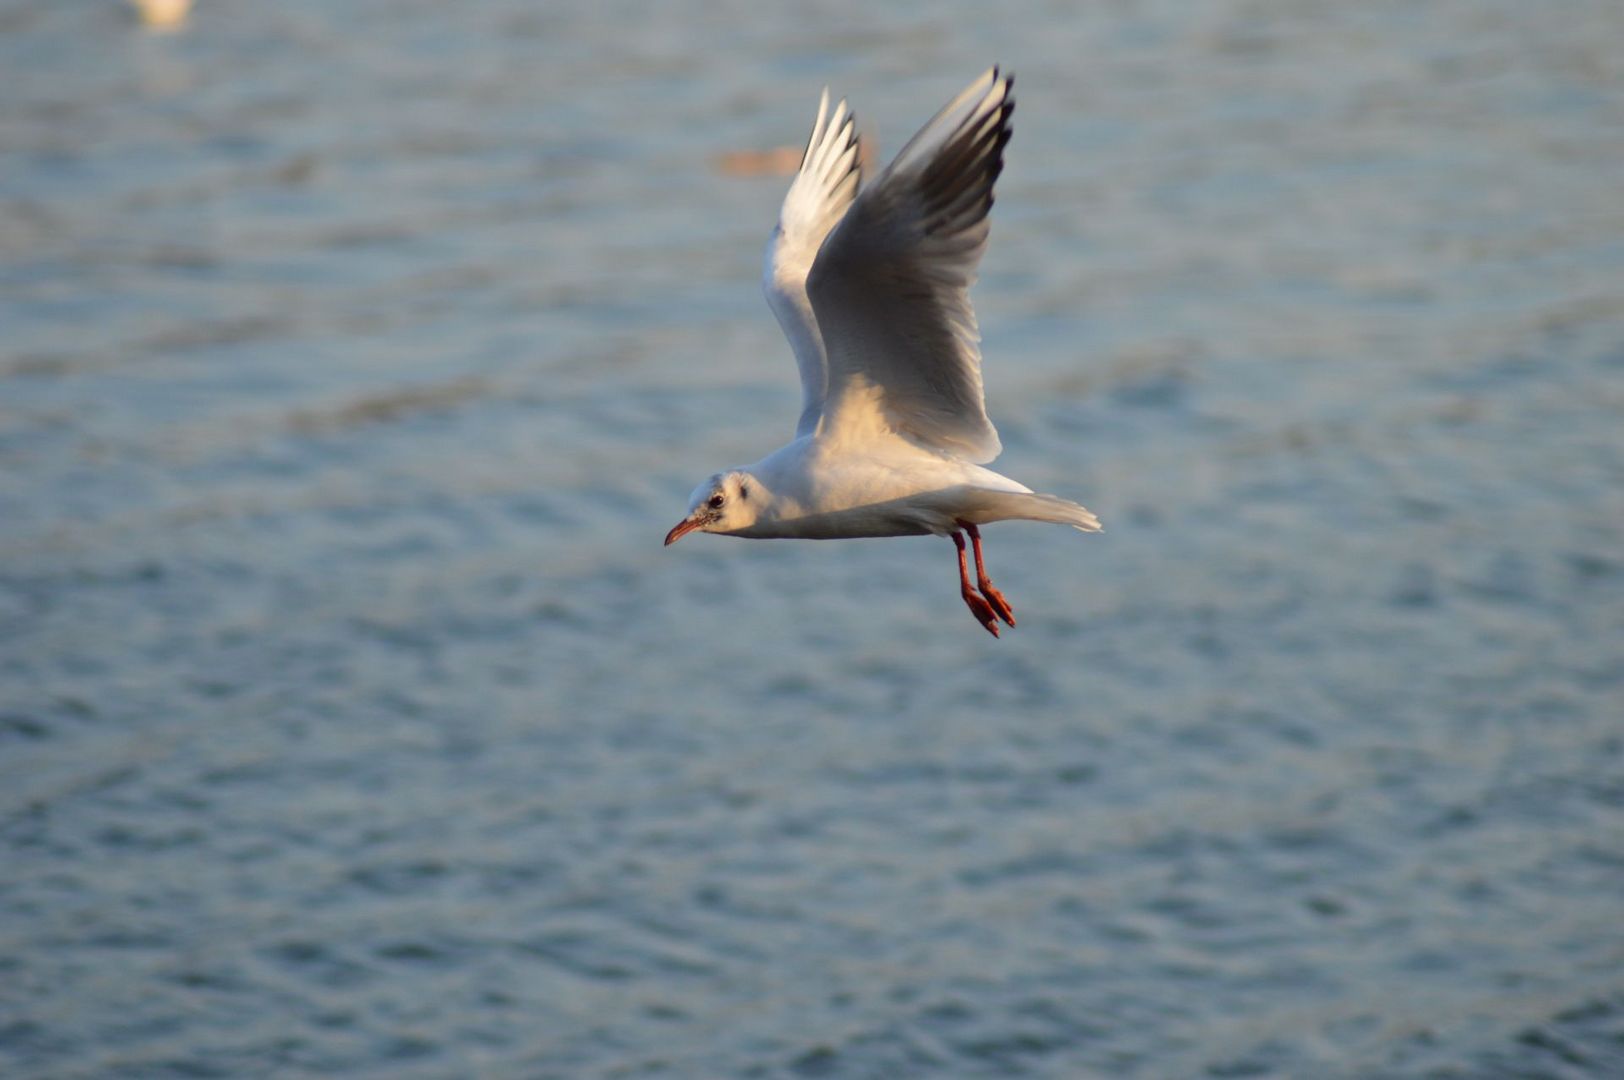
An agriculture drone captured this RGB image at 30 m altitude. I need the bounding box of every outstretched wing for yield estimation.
[806,67,1013,463]
[762,89,862,438]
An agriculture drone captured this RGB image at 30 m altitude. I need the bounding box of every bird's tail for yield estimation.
[959,489,1103,533]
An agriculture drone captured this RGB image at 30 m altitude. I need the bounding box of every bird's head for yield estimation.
[664,471,760,545]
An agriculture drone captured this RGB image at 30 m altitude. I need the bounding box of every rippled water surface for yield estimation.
[4,1,1624,1077]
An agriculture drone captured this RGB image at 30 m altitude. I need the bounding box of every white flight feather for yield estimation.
[763,89,861,438]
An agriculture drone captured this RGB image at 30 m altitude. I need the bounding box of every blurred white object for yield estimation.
[127,0,192,29]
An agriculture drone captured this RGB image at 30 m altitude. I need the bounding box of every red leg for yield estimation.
[960,521,1016,627]
[953,530,1001,637]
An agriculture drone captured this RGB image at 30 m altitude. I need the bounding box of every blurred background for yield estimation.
[3,1,1623,1077]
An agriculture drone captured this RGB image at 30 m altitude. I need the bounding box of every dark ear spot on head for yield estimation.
[739,483,749,500]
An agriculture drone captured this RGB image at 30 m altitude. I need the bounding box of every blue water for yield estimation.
[3,1,1623,1077]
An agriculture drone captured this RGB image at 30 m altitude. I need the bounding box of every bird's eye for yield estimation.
[708,494,724,509]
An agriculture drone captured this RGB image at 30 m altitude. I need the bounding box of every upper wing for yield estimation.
[806,67,1013,463]
[763,89,862,438]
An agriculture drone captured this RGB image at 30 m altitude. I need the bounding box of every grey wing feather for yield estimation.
[806,67,1013,463]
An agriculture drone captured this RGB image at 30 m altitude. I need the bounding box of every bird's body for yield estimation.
[709,434,1089,541]
[666,68,1100,635]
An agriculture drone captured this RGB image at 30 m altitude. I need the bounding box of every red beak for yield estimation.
[664,517,703,546]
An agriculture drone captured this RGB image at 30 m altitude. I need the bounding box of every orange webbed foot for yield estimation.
[961,586,1002,637]
[979,582,1016,628]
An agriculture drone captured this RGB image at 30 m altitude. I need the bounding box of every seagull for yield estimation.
[665,68,1100,637]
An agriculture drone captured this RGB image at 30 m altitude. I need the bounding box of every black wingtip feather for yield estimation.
[913,80,1015,235]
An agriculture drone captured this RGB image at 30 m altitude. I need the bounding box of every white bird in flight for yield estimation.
[666,67,1100,636]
